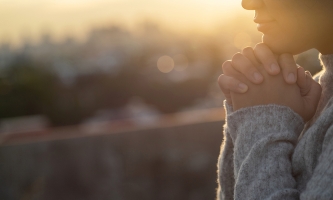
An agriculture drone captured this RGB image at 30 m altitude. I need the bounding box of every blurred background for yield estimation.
[0,0,322,199]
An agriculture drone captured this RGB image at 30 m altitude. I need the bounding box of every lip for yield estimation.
[253,18,275,24]
[256,20,275,32]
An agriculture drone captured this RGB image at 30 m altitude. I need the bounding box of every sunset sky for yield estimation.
[0,0,252,47]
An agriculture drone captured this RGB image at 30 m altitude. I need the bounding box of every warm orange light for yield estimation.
[0,0,243,47]
[234,32,252,50]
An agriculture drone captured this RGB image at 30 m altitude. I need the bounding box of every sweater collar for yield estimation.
[319,53,333,73]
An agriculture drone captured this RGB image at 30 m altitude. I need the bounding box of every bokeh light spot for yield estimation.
[157,55,174,73]
[234,32,252,50]
[173,54,188,71]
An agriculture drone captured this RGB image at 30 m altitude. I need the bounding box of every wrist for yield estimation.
[226,104,304,143]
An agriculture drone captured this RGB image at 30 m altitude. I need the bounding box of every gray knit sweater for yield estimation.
[217,54,333,200]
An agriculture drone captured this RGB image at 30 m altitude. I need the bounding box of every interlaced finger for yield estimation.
[230,53,264,84]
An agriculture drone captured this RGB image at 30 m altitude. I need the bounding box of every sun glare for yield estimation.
[56,0,85,4]
[234,32,252,50]
[0,0,244,47]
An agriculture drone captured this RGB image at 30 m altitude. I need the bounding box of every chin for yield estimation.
[262,34,310,55]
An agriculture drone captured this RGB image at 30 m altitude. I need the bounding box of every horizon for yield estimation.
[0,0,253,47]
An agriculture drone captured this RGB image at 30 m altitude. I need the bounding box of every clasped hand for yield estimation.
[218,43,322,122]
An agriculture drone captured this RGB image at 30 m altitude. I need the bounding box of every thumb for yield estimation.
[218,74,248,105]
[296,66,310,96]
[303,72,322,111]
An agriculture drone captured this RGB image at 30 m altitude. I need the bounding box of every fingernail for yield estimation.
[238,83,248,92]
[288,73,295,83]
[270,63,280,73]
[253,72,263,82]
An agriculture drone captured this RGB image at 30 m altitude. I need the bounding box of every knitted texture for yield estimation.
[217,54,333,200]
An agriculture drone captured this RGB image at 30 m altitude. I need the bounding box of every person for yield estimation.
[216,0,333,199]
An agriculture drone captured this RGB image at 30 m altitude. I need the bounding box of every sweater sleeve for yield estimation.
[226,104,304,200]
[300,124,333,199]
[217,100,235,200]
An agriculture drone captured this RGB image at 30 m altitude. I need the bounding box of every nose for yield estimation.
[242,0,264,10]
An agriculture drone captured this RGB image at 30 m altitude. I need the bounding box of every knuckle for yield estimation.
[231,56,255,74]
[241,46,253,54]
[231,52,243,61]
[222,60,232,72]
[231,53,246,69]
[218,74,226,81]
[222,60,231,67]
[254,43,265,52]
[217,74,223,83]
[217,75,228,90]
[219,75,229,86]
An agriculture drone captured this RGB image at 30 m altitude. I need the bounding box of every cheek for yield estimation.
[263,13,313,54]
[262,0,322,54]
